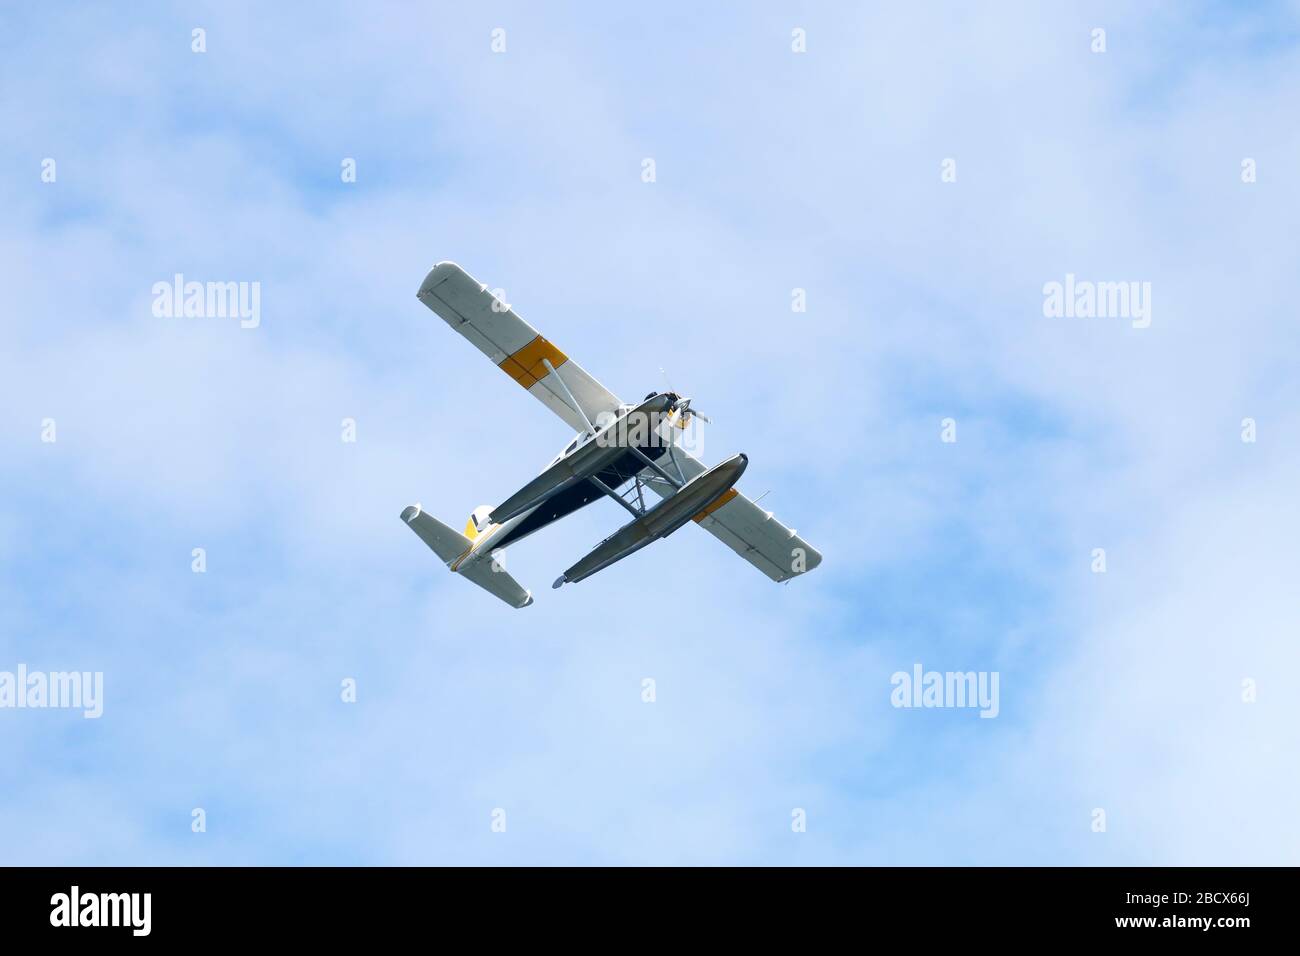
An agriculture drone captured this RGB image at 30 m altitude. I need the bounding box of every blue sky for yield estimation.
[1,1,1298,864]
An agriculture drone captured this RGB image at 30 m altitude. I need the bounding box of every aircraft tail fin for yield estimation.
[463,505,493,542]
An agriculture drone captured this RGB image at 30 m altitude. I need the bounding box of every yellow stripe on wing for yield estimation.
[693,488,738,523]
[498,335,568,388]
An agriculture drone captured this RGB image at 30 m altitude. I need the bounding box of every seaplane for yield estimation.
[400,262,823,607]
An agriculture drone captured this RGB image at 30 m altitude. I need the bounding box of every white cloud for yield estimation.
[1,0,1297,863]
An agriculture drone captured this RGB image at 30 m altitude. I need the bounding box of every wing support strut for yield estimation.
[543,358,596,436]
[629,446,683,489]
[590,476,643,518]
[665,443,687,485]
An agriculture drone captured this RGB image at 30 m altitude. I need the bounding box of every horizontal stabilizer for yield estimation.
[400,506,471,564]
[400,505,534,608]
[458,559,534,609]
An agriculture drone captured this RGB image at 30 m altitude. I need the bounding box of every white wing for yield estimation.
[641,445,823,583]
[417,262,623,433]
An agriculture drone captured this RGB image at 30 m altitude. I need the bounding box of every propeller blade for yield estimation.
[673,397,710,425]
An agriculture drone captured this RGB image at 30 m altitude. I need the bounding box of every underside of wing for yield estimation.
[692,489,822,582]
[640,446,822,582]
[417,262,623,433]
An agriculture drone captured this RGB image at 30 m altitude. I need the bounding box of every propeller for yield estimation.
[659,369,713,426]
[671,396,711,425]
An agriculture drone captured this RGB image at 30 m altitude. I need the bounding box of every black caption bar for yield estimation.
[0,866,1285,942]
